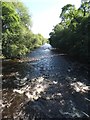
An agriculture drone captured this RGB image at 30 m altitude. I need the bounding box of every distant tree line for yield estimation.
[2,2,47,58]
[49,2,90,63]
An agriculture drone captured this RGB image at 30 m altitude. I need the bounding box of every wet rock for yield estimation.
[2,44,89,119]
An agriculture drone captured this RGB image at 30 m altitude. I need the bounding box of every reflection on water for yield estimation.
[2,43,90,119]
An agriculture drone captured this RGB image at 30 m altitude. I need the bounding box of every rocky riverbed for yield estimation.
[2,43,90,120]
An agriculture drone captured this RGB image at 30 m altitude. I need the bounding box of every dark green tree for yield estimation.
[49,2,90,63]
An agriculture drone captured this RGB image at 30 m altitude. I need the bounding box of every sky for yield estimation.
[20,0,81,38]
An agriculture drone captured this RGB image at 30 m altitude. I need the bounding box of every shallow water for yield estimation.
[2,43,90,119]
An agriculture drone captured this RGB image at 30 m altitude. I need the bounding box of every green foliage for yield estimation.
[79,2,90,16]
[49,2,90,63]
[2,2,47,58]
[13,2,32,28]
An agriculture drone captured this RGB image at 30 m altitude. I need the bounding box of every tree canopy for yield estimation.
[2,2,47,58]
[49,1,90,63]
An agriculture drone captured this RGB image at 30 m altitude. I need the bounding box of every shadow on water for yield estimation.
[2,43,90,119]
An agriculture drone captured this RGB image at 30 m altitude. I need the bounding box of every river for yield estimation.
[2,43,90,120]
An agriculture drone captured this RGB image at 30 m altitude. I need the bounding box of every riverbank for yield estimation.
[1,43,49,63]
[1,45,89,66]
[50,47,89,65]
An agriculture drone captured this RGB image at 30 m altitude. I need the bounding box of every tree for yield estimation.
[79,2,90,16]
[2,2,22,58]
[49,2,90,63]
[2,2,48,58]
[2,2,32,58]
[13,2,32,28]
[60,4,76,26]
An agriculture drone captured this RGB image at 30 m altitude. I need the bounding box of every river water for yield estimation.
[2,43,90,120]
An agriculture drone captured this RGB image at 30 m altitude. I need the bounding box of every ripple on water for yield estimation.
[2,44,89,119]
